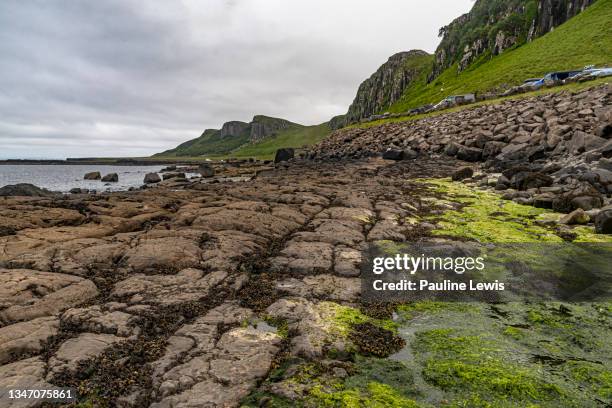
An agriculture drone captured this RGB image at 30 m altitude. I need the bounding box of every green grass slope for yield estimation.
[227,122,330,160]
[388,0,612,113]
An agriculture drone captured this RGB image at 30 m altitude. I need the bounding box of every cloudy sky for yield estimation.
[0,0,473,159]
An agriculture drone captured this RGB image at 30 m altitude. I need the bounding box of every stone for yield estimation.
[143,172,161,184]
[199,164,215,178]
[0,184,56,197]
[84,171,101,180]
[382,149,404,161]
[101,173,119,182]
[274,148,294,163]
[512,172,553,190]
[452,166,473,181]
[456,146,482,162]
[47,333,123,378]
[112,268,227,306]
[559,209,589,225]
[0,317,59,364]
[444,142,460,156]
[0,269,99,324]
[162,172,186,180]
[594,208,612,234]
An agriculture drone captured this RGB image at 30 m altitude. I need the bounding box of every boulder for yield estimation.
[163,172,186,180]
[0,183,56,197]
[101,173,118,182]
[512,172,553,190]
[274,148,295,163]
[452,166,474,181]
[456,146,482,162]
[84,171,101,180]
[382,149,403,161]
[594,208,612,234]
[144,173,161,184]
[403,149,418,160]
[444,142,460,156]
[560,209,589,225]
[199,164,215,178]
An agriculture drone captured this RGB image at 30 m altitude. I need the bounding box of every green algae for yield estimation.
[566,361,612,399]
[397,301,476,319]
[417,178,612,243]
[414,328,563,404]
[323,302,398,336]
[310,382,424,408]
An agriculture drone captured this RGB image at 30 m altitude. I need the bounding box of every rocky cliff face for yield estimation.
[341,50,431,127]
[249,115,296,143]
[219,121,249,138]
[430,0,595,80]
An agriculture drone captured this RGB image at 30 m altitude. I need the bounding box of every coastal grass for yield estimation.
[387,0,612,113]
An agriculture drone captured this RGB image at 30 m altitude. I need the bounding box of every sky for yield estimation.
[0,0,473,159]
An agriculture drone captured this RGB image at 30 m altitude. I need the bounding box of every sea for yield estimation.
[0,164,170,193]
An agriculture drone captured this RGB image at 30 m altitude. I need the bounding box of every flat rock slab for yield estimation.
[0,317,59,364]
[0,269,98,324]
[111,268,227,306]
[47,332,123,379]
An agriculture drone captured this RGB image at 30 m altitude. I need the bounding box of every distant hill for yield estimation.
[155,115,330,159]
[338,0,608,126]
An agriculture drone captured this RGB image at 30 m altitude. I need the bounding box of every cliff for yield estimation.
[339,50,432,127]
[430,0,596,80]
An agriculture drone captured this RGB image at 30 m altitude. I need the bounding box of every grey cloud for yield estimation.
[0,0,473,158]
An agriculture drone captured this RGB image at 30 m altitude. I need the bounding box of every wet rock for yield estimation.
[274,148,294,163]
[84,171,101,180]
[456,145,482,162]
[594,207,612,234]
[101,173,119,182]
[199,163,215,178]
[0,184,56,197]
[143,172,161,184]
[559,209,589,225]
[162,172,185,180]
[451,166,473,181]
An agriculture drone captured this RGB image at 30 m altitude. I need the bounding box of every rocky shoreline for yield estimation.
[0,84,611,407]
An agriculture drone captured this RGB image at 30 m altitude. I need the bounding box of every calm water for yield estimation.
[0,164,168,193]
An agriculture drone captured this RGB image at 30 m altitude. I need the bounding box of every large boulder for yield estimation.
[274,148,295,163]
[144,173,161,184]
[199,164,215,178]
[0,183,56,197]
[594,207,612,234]
[452,166,473,181]
[456,146,482,162]
[101,173,118,182]
[511,172,553,190]
[84,171,101,180]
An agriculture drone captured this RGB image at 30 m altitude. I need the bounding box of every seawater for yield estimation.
[0,164,168,193]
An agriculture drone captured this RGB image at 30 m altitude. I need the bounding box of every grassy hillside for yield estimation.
[217,122,330,160]
[388,0,612,112]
